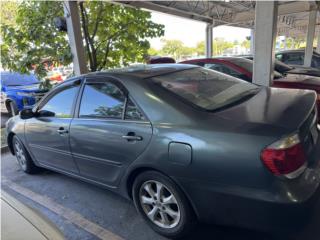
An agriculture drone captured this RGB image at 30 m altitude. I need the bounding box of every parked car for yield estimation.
[147,56,176,64]
[241,55,320,77]
[47,71,64,82]
[180,57,320,116]
[275,50,320,68]
[0,72,48,116]
[6,64,320,239]
[1,191,64,240]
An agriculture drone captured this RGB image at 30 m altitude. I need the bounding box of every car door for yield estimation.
[69,77,152,186]
[25,80,81,173]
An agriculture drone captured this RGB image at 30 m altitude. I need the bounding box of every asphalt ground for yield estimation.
[1,153,320,240]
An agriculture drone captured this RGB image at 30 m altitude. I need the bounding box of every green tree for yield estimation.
[1,1,72,78]
[78,1,164,71]
[212,38,233,55]
[1,1,164,77]
[194,41,205,56]
[0,1,18,26]
[160,39,193,60]
[240,39,250,50]
[148,47,161,56]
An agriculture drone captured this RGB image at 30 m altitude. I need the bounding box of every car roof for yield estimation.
[181,57,243,63]
[181,57,251,63]
[277,49,320,56]
[0,71,36,76]
[82,64,197,80]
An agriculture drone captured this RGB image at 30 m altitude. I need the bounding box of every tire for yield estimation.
[132,171,196,239]
[12,135,39,174]
[7,101,18,117]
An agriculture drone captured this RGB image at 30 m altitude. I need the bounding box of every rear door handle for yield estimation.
[122,133,142,141]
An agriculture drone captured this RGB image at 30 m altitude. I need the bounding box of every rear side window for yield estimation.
[125,98,146,121]
[79,82,145,121]
[79,82,125,119]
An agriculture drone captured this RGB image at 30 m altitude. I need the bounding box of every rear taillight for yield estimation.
[261,133,307,179]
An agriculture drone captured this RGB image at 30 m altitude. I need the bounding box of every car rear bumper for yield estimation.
[177,174,320,233]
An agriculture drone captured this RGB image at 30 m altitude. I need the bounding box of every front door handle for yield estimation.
[122,132,142,141]
[57,127,68,134]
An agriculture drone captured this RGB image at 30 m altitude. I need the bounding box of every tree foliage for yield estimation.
[0,1,18,26]
[212,38,234,55]
[194,41,205,56]
[160,39,193,59]
[0,1,164,77]
[1,1,70,78]
[78,1,164,71]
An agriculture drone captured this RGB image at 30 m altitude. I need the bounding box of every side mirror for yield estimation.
[20,108,35,120]
[37,110,55,118]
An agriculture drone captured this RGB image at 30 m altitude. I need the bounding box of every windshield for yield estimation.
[151,67,260,111]
[227,58,283,79]
[0,72,39,86]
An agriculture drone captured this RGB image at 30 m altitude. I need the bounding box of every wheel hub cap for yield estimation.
[14,141,27,170]
[139,180,181,229]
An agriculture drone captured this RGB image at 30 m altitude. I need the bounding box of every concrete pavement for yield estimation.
[1,153,319,240]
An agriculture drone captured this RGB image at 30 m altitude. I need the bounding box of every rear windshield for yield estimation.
[228,58,283,79]
[151,67,260,111]
[0,72,39,86]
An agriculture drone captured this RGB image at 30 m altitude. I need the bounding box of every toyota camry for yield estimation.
[6,64,320,239]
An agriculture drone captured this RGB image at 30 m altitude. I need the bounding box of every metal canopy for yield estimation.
[117,1,320,37]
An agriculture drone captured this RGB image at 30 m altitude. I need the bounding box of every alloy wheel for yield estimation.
[14,141,27,171]
[139,180,181,229]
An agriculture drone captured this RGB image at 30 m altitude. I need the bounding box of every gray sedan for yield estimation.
[6,64,320,239]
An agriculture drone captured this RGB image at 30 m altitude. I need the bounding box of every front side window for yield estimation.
[40,85,79,118]
[79,82,125,119]
[151,67,260,111]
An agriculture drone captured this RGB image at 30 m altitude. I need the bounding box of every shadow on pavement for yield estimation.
[183,224,273,240]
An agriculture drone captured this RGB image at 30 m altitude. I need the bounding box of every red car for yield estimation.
[181,57,320,116]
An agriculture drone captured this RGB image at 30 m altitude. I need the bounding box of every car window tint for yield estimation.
[125,98,145,121]
[284,53,304,65]
[191,62,204,67]
[312,55,320,68]
[79,82,125,119]
[204,63,243,78]
[152,67,259,111]
[40,85,79,118]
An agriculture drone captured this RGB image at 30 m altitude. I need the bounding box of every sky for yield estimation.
[149,11,251,50]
